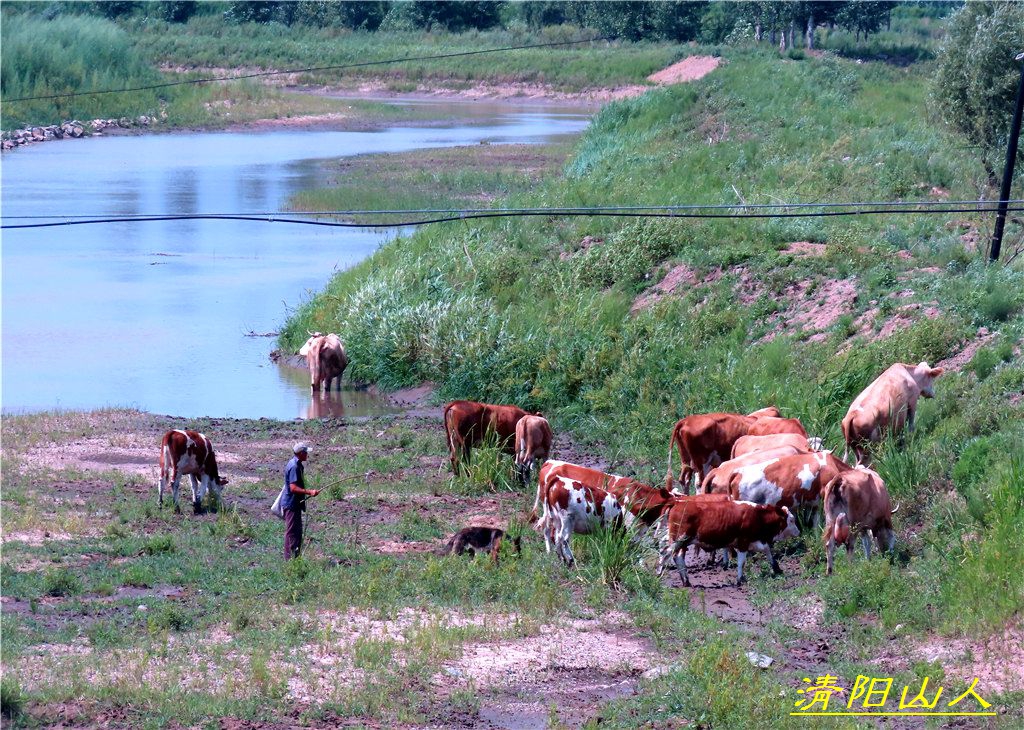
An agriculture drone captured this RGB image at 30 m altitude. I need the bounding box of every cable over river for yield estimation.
[2,100,590,419]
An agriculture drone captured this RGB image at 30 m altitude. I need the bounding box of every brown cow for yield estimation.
[658,499,799,586]
[158,430,228,514]
[444,400,530,475]
[842,362,944,464]
[666,409,807,494]
[822,466,897,575]
[514,415,553,485]
[299,333,348,393]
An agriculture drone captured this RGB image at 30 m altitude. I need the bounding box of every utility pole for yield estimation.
[989,52,1024,262]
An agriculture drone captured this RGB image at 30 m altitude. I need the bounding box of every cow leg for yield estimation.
[190,474,204,514]
[861,532,872,560]
[158,470,167,508]
[171,474,182,514]
[825,533,836,575]
[674,546,691,587]
[735,550,748,585]
[558,519,575,567]
[765,545,783,576]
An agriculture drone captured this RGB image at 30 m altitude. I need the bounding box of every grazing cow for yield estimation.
[658,499,799,586]
[438,526,520,564]
[158,430,228,514]
[666,409,807,494]
[701,445,808,495]
[822,466,897,575]
[299,332,348,393]
[721,451,844,528]
[444,400,530,475]
[514,415,553,485]
[532,461,635,547]
[541,476,623,566]
[731,433,820,459]
[842,361,944,464]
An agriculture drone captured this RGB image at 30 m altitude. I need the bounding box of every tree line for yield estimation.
[9,1,960,43]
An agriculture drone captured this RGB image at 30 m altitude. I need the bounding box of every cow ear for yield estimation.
[929,367,945,378]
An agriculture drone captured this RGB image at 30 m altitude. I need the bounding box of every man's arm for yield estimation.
[290,482,319,497]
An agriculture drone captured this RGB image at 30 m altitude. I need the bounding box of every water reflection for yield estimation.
[1,106,592,417]
[275,360,399,419]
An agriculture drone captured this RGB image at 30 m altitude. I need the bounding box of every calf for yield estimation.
[299,333,348,393]
[158,430,228,514]
[541,476,623,566]
[514,415,553,485]
[444,400,530,475]
[822,467,897,575]
[842,361,944,464]
[658,499,799,586]
[437,526,520,564]
[533,461,643,533]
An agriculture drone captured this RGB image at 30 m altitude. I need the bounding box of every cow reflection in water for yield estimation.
[306,389,348,419]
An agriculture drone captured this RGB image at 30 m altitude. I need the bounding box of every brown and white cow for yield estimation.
[730,433,820,459]
[842,361,944,464]
[444,400,531,475]
[822,466,897,575]
[541,475,623,566]
[299,332,348,393]
[158,430,228,514]
[700,445,809,495]
[718,451,844,528]
[514,415,553,485]
[666,409,807,494]
[657,499,799,586]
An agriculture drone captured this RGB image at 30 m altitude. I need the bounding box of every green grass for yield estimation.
[281,47,1024,654]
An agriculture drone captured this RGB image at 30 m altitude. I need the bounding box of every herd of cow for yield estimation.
[444,361,944,585]
[153,343,943,588]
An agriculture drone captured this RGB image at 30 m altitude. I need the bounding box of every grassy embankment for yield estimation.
[1,12,678,132]
[282,46,1024,720]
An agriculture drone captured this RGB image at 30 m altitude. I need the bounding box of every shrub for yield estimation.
[43,568,83,597]
[1,675,22,722]
[142,534,176,555]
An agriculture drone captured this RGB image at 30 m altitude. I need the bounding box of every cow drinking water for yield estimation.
[158,430,228,514]
[299,332,348,393]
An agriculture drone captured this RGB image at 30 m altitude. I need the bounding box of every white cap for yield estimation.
[293,442,311,455]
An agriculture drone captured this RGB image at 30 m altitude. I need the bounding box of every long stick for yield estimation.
[990,52,1024,262]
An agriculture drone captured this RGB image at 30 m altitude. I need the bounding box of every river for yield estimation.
[1,100,590,419]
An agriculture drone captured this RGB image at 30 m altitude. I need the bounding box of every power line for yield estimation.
[4,204,1022,230]
[4,199,1020,220]
[2,36,611,104]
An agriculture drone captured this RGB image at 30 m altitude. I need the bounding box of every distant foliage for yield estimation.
[932,1,1024,182]
[158,1,198,23]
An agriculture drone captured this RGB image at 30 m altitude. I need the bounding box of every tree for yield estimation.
[933,2,1024,184]
[835,1,893,42]
[158,1,198,23]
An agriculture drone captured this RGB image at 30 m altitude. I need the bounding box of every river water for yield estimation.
[2,101,590,419]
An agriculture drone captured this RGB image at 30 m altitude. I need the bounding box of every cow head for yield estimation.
[778,506,800,541]
[298,332,325,357]
[912,361,945,398]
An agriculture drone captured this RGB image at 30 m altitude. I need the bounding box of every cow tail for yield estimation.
[444,402,457,458]
[821,475,844,544]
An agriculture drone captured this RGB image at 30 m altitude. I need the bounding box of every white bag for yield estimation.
[270,489,286,519]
